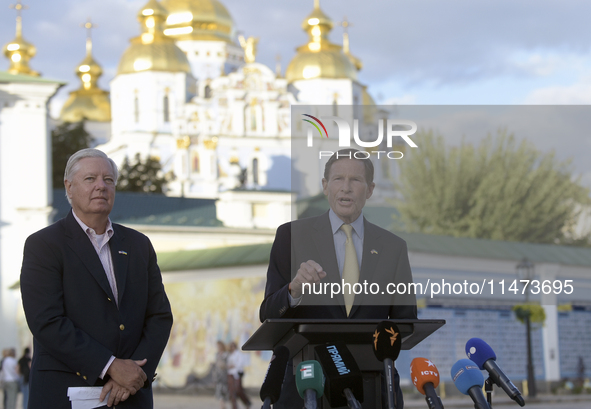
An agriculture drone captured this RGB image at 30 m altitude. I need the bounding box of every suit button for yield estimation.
[83,376,87,380]
[120,324,125,331]
[107,297,112,302]
[76,372,81,376]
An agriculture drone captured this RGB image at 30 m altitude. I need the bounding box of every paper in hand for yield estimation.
[67,387,110,409]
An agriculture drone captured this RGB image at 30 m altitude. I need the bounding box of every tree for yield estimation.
[52,121,94,188]
[117,153,167,193]
[395,131,591,244]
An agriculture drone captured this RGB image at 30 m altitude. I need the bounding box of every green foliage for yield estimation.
[51,121,94,189]
[395,131,590,244]
[513,303,546,325]
[117,153,167,193]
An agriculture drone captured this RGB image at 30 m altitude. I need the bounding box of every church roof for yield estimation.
[161,0,235,42]
[3,4,40,77]
[117,0,191,75]
[157,229,591,272]
[159,242,273,272]
[45,190,591,272]
[60,23,111,123]
[0,71,64,84]
[296,193,400,226]
[285,1,357,82]
[52,189,221,227]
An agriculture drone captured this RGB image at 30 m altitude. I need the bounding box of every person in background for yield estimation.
[226,342,251,409]
[213,341,229,409]
[0,348,19,409]
[18,347,31,409]
[0,349,5,409]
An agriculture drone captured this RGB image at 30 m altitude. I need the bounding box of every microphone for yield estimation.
[410,357,444,409]
[259,346,290,409]
[451,359,490,409]
[466,338,525,407]
[372,321,402,409]
[296,360,324,409]
[315,342,363,409]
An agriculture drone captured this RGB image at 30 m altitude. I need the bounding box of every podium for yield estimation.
[243,319,445,408]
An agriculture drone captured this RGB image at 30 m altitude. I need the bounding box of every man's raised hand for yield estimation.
[290,260,327,298]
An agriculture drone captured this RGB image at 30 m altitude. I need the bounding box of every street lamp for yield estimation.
[516,258,537,398]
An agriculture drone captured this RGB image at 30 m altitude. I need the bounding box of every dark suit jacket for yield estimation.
[20,211,173,409]
[259,212,417,409]
[260,211,417,321]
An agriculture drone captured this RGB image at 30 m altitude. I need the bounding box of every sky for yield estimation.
[2,0,591,178]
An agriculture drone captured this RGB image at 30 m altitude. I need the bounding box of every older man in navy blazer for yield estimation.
[260,149,417,408]
[21,149,173,408]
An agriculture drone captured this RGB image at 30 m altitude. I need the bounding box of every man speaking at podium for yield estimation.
[260,149,417,408]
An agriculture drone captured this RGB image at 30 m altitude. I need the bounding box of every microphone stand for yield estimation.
[485,377,493,408]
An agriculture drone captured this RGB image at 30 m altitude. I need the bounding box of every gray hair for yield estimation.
[64,148,118,204]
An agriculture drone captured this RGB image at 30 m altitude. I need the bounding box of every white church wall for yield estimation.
[0,78,60,350]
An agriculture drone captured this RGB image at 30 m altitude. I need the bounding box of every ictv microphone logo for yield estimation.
[302,114,418,159]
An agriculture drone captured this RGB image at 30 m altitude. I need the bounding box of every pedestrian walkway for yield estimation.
[151,391,591,409]
[4,389,590,408]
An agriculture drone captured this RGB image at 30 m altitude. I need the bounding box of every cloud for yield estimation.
[4,0,591,109]
[523,76,591,104]
[383,94,417,105]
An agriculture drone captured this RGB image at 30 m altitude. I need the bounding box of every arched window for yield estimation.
[192,152,200,173]
[252,158,259,185]
[250,105,257,131]
[163,95,170,123]
[204,85,212,99]
[134,96,139,123]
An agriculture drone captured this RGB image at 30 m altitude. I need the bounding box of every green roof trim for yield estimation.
[0,71,65,85]
[396,231,591,266]
[158,230,591,273]
[297,194,401,227]
[158,242,273,272]
[52,189,222,227]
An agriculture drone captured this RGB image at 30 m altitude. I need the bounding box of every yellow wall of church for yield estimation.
[159,275,271,389]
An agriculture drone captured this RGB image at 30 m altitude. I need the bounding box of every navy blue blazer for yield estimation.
[259,212,417,409]
[20,210,173,409]
[260,211,417,321]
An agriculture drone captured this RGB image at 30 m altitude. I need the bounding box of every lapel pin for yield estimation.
[118,251,128,256]
[371,249,378,255]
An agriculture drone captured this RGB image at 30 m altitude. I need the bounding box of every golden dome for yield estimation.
[285,1,357,82]
[60,28,111,123]
[161,0,234,42]
[60,89,111,122]
[117,0,191,75]
[3,3,39,76]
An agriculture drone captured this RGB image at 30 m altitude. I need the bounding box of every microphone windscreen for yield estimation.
[451,359,484,395]
[296,360,324,399]
[465,338,496,369]
[372,321,402,362]
[259,346,290,404]
[315,342,364,408]
[410,357,440,394]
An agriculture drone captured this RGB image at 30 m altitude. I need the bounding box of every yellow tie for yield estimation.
[341,224,359,316]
